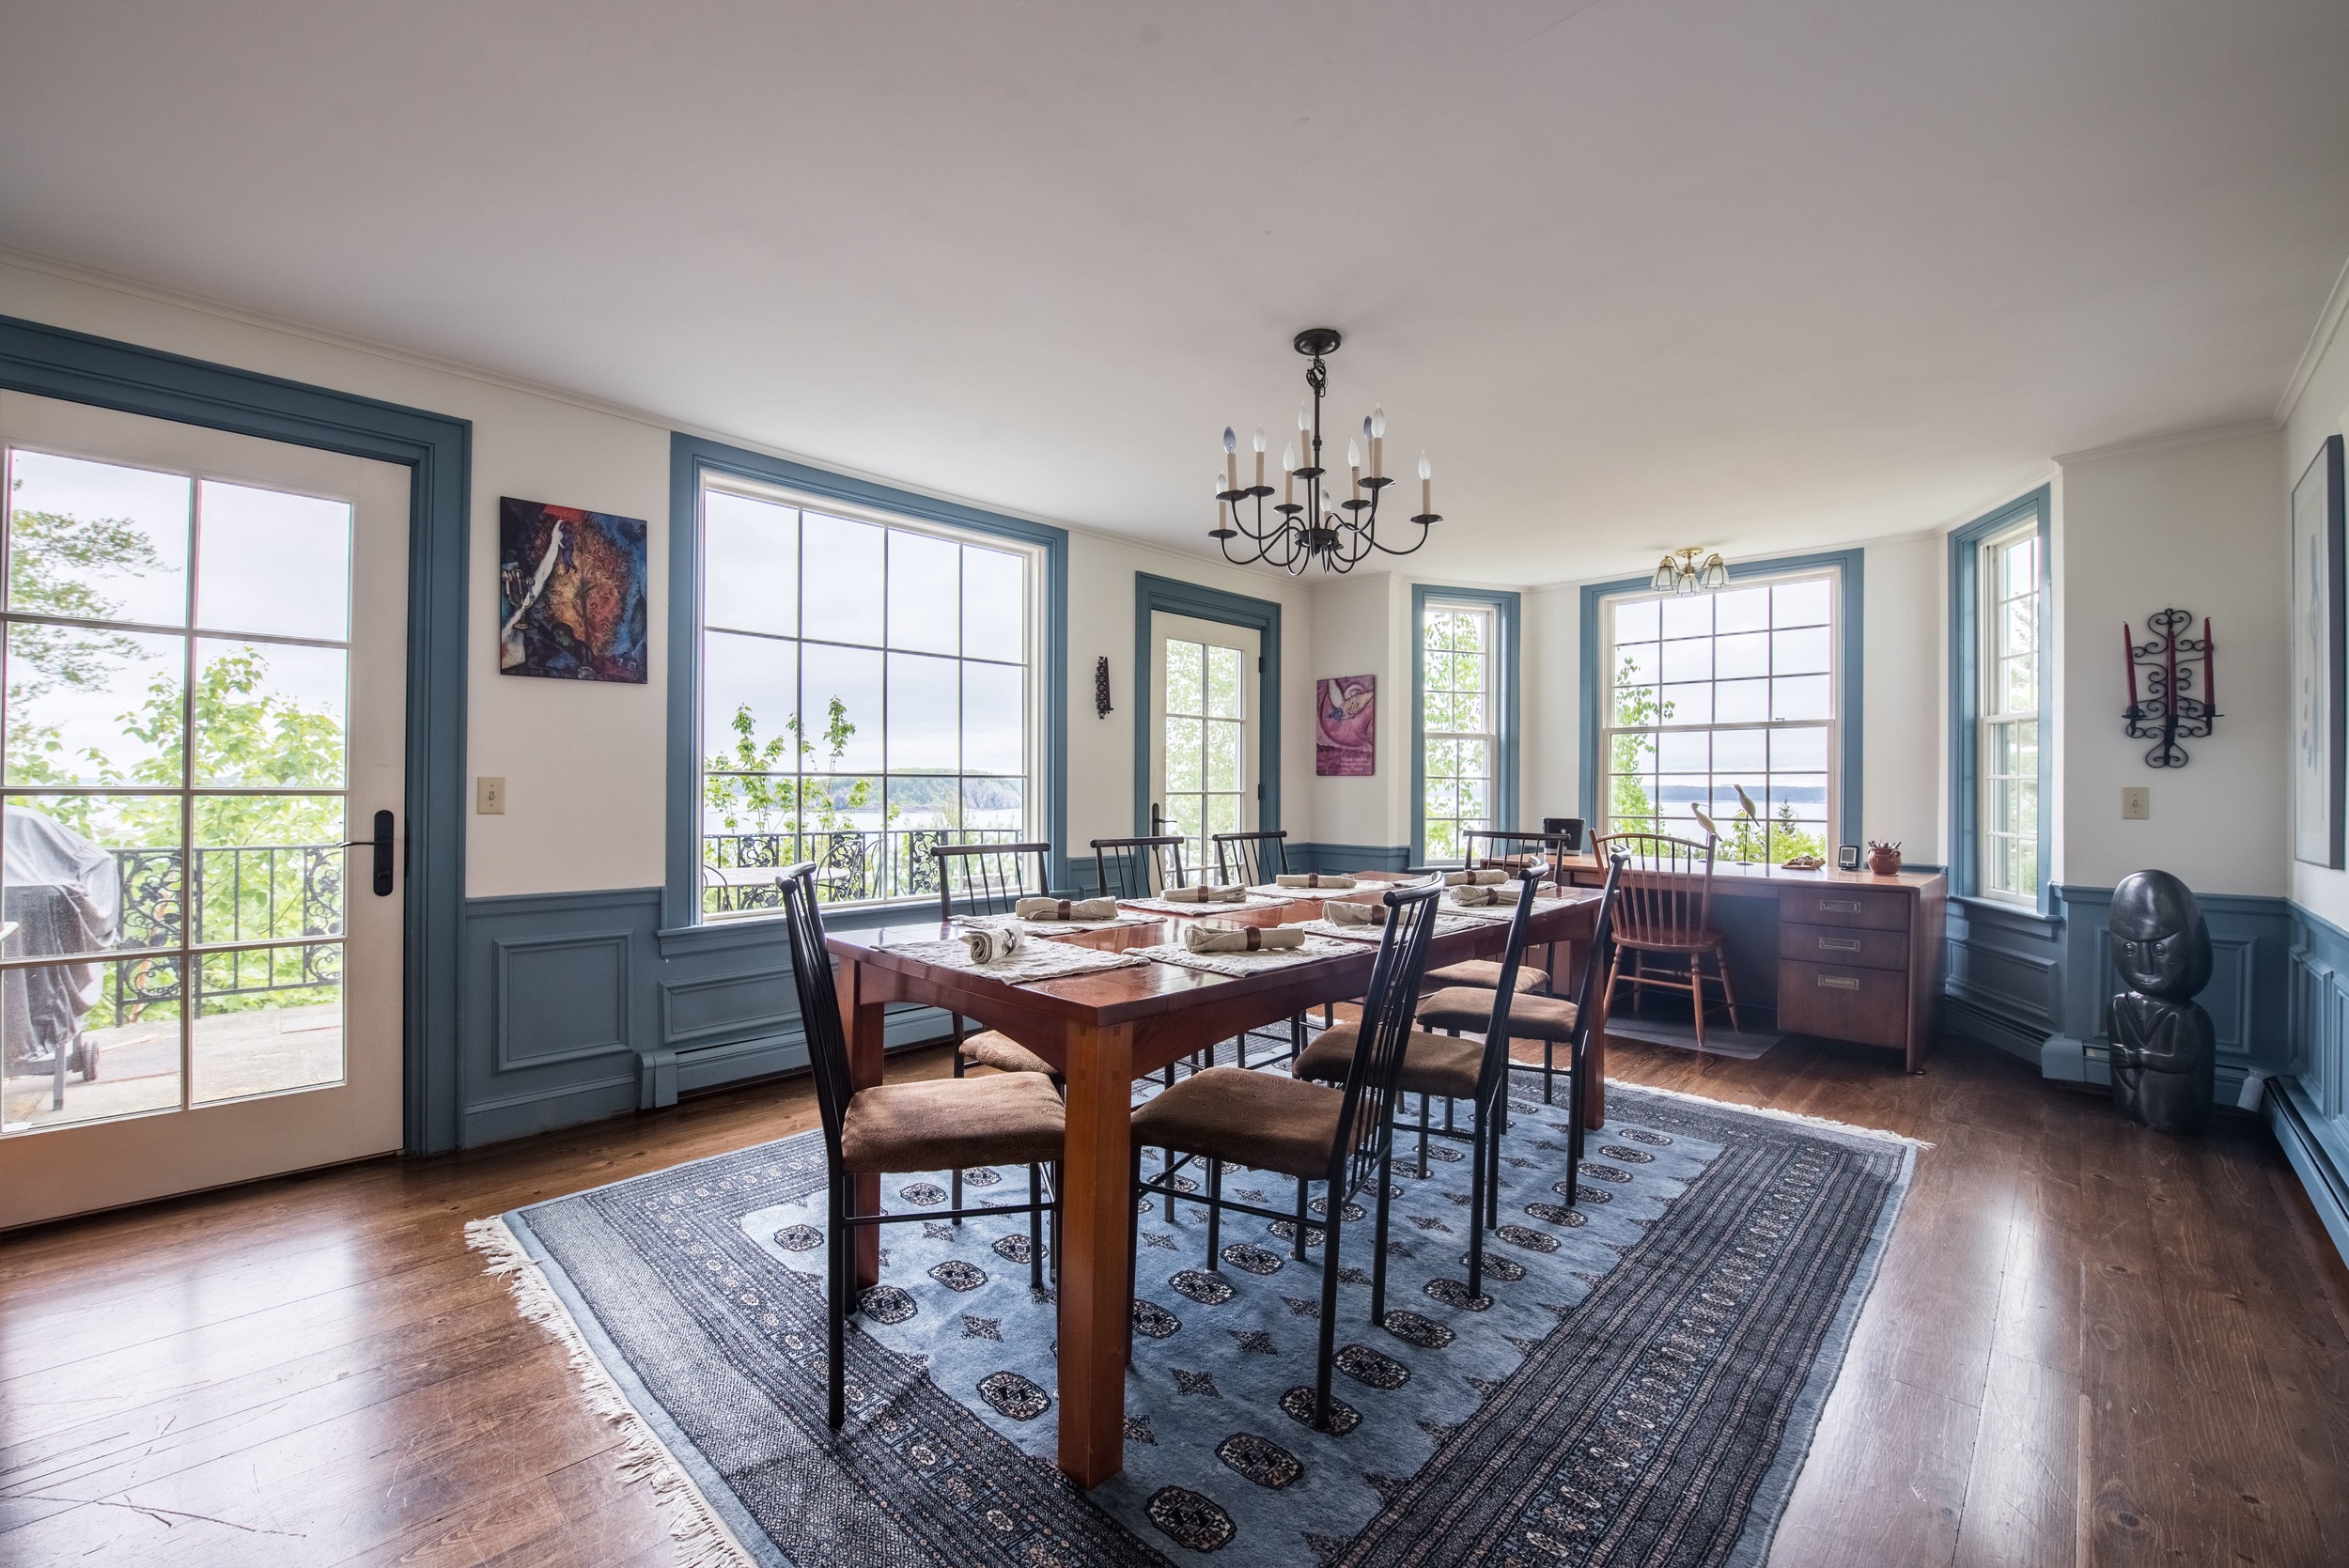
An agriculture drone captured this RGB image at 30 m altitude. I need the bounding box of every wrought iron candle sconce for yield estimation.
[2123,607,2217,768]
[1094,656,1113,719]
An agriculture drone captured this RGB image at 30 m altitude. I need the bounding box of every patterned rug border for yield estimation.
[466,1083,1921,1568]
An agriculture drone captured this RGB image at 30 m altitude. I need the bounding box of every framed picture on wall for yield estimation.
[2292,434,2344,868]
[1316,674,1377,776]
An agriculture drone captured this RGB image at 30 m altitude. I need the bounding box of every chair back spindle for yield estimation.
[932,840,1053,922]
[1469,861,1552,1109]
[1090,834,1189,900]
[776,863,855,1166]
[1330,878,1447,1202]
[1590,831,1714,946]
[1211,829,1289,887]
[1457,828,1575,891]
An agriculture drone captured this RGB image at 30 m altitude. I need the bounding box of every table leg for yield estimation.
[836,955,887,1289]
[1057,1020,1135,1487]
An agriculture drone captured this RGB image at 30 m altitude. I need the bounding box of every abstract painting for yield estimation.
[499,497,649,683]
[1316,674,1376,776]
[2292,436,2344,867]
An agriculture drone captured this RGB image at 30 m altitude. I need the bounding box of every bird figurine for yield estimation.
[1690,804,1719,842]
[1734,782,1760,822]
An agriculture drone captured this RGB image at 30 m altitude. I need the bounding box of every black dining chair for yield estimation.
[1130,878,1445,1431]
[774,863,1065,1431]
[932,839,1061,1214]
[1211,829,1290,888]
[1090,833,1189,900]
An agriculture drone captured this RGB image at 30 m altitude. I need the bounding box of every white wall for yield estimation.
[1521,534,1947,863]
[1065,534,1317,853]
[2057,427,2286,895]
[2285,280,2349,926]
[0,256,1321,898]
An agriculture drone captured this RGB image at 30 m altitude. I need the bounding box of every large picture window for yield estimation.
[695,479,1043,914]
[1599,572,1838,862]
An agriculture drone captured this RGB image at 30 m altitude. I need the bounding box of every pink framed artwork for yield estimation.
[1316,675,1377,776]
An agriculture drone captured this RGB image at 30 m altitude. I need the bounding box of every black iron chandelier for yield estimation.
[1210,328,1439,574]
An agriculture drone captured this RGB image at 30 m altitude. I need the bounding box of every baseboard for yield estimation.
[1938,993,2047,1065]
[2269,1077,2349,1271]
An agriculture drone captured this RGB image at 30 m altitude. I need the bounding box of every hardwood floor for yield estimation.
[3,1032,2344,1566]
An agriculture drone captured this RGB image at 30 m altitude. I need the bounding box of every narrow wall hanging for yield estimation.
[1095,656,1113,719]
[2122,607,2216,768]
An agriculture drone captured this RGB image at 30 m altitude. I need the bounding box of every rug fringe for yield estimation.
[1607,1080,1934,1150]
[465,1218,759,1568]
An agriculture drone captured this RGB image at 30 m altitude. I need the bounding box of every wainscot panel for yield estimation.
[1294,843,1414,875]
[463,889,950,1147]
[2281,904,2349,1267]
[1940,894,2066,1065]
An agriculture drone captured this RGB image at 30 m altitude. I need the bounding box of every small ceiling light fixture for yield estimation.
[1651,547,1731,596]
[1210,328,1439,574]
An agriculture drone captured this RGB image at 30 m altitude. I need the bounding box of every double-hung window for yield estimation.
[1421,599,1500,862]
[1598,572,1838,861]
[1976,521,2042,903]
[694,477,1045,914]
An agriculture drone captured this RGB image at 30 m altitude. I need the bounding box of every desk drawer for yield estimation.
[1780,887,1909,931]
[1779,959,1908,1049]
[1780,921,1909,972]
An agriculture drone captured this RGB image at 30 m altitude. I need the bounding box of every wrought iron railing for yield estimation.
[100,844,345,1022]
[702,827,1027,915]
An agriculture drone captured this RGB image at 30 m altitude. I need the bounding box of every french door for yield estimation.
[0,392,409,1228]
[1148,612,1259,878]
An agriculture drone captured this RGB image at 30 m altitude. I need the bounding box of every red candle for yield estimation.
[2123,622,2139,709]
[2203,617,2216,713]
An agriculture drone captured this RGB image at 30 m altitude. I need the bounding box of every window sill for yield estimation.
[655,896,943,959]
[1950,893,2062,931]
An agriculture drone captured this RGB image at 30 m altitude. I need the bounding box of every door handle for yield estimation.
[339,810,397,896]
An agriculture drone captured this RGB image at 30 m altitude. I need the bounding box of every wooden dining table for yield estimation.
[824,876,1605,1487]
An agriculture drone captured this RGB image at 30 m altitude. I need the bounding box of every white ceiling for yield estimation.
[4,0,2345,584]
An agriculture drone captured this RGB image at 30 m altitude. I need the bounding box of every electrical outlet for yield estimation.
[476,776,506,815]
[2121,785,2149,820]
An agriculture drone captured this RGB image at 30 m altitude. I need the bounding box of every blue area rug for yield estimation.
[472,1042,1913,1567]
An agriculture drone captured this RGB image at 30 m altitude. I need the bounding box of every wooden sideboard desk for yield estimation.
[1556,853,1947,1072]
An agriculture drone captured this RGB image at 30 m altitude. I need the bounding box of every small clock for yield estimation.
[1837,844,1861,872]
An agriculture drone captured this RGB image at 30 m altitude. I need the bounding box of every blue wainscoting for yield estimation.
[2280,905,2349,1264]
[1294,843,1413,876]
[459,888,950,1147]
[1945,884,2295,1106]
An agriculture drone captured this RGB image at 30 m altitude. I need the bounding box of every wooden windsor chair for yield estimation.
[1589,830,1741,1053]
[1089,834,1189,900]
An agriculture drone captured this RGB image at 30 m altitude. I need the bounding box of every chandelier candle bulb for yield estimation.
[1252,426,1266,488]
[1420,453,1432,517]
[1222,427,1238,493]
[1371,405,1386,476]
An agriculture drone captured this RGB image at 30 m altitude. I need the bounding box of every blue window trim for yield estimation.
[1131,573,1283,846]
[1412,583,1522,863]
[1949,487,2053,911]
[664,433,1070,934]
[1578,550,1866,846]
[0,310,474,1154]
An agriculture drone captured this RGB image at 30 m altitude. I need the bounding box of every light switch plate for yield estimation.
[476,776,506,815]
[2121,785,2149,820]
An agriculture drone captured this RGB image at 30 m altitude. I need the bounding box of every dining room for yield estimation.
[5,3,2349,1565]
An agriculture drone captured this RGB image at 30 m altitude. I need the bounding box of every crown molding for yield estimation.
[2278,249,2349,429]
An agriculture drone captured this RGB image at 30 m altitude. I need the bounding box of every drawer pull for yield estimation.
[1816,973,1862,991]
[1819,899,1864,913]
[1817,937,1862,952]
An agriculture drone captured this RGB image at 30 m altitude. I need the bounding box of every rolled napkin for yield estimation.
[1159,883,1247,903]
[1183,922,1308,953]
[1321,900,1388,926]
[961,924,1027,964]
[1449,883,1529,907]
[1443,868,1511,886]
[1013,895,1120,921]
[1274,872,1358,890]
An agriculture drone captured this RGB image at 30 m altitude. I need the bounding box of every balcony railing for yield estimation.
[702,827,1027,915]
[93,844,344,1022]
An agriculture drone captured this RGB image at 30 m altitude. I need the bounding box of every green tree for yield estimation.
[1608,652,1673,834]
[701,696,898,908]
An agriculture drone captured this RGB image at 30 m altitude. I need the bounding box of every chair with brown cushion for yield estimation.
[775,862,1064,1431]
[1588,830,1738,1051]
[1417,831,1570,993]
[932,840,1061,1213]
[1131,878,1445,1431]
[1412,855,1625,1210]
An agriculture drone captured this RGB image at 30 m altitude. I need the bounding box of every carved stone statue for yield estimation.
[2106,869,2216,1134]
